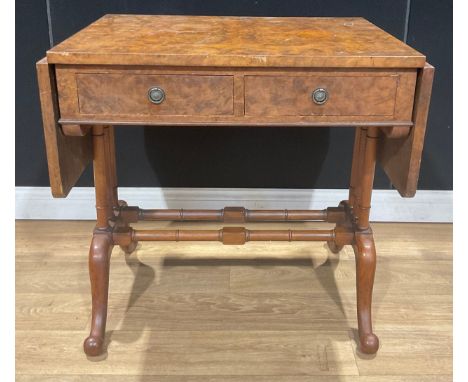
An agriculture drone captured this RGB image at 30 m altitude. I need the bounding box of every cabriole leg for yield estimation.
[353,126,380,354]
[83,232,113,356]
[83,125,116,356]
[353,231,379,354]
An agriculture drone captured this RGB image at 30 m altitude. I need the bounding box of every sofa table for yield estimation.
[36,15,434,357]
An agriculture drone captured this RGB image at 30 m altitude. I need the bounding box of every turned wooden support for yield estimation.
[134,228,337,244]
[353,127,369,213]
[355,127,379,230]
[92,126,116,228]
[118,206,346,224]
[348,128,362,208]
[92,125,137,254]
[104,126,119,210]
[112,226,354,246]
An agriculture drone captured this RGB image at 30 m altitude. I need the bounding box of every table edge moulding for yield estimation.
[36,15,435,358]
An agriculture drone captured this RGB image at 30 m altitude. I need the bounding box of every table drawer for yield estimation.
[56,67,416,125]
[244,73,416,120]
[73,73,234,116]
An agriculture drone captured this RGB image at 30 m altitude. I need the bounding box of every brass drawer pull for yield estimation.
[312,88,328,105]
[148,87,165,104]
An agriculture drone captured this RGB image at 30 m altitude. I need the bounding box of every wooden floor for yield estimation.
[16,220,452,381]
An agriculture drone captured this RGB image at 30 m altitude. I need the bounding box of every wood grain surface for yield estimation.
[46,15,425,68]
[36,58,92,197]
[244,73,413,119]
[55,66,417,126]
[77,73,234,116]
[378,63,435,197]
[16,220,452,380]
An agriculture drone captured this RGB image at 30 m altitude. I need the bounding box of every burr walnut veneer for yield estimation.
[36,15,434,358]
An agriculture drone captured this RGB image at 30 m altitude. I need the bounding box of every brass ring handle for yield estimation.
[148,87,165,104]
[312,88,328,105]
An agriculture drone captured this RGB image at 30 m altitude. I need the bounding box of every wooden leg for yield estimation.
[92,126,115,229]
[104,125,119,210]
[83,232,113,356]
[327,127,366,254]
[83,125,116,356]
[353,126,380,354]
[348,126,364,208]
[103,126,138,254]
[353,231,379,354]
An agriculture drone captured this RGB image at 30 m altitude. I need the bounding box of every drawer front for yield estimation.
[75,73,234,116]
[56,67,416,126]
[245,74,414,119]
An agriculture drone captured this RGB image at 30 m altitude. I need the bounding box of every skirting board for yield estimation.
[15,187,452,222]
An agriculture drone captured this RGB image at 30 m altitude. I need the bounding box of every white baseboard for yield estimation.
[15,187,452,222]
